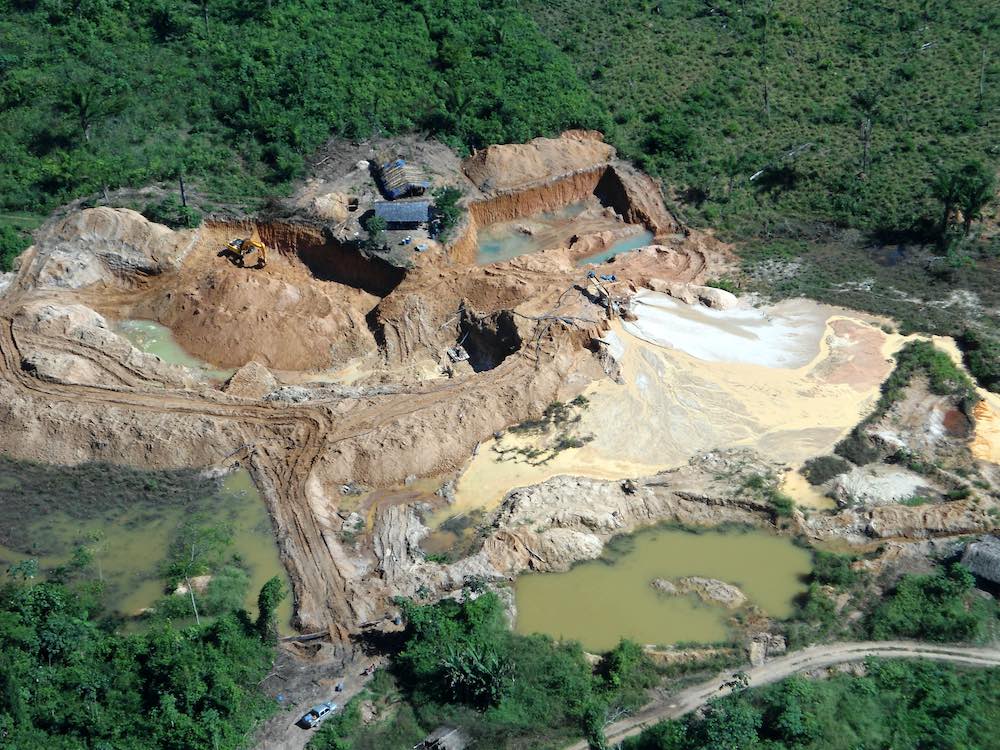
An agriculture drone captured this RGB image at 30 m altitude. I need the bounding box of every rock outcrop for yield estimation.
[830,464,931,508]
[310,192,351,223]
[12,301,199,389]
[960,535,1000,584]
[652,576,748,608]
[747,633,787,666]
[651,578,678,595]
[477,450,781,575]
[674,577,748,608]
[804,497,993,543]
[224,361,279,399]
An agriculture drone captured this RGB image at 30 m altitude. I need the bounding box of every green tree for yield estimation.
[761,676,820,746]
[869,563,988,642]
[255,575,286,644]
[363,214,387,250]
[432,186,463,240]
[0,225,31,272]
[956,161,995,235]
[931,164,964,238]
[690,697,762,750]
[163,518,232,625]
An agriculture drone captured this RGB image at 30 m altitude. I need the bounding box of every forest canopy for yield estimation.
[0,0,605,213]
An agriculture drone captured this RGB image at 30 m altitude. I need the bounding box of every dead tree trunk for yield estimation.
[860,116,873,175]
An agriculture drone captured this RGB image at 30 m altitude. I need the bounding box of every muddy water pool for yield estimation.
[116,319,234,379]
[577,229,655,266]
[0,468,292,628]
[476,200,643,264]
[515,526,812,651]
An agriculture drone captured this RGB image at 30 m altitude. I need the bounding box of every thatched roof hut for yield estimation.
[960,535,1000,584]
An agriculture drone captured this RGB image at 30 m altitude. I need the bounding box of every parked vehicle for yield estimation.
[299,701,337,729]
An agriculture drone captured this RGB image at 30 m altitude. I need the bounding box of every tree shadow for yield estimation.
[753,166,798,198]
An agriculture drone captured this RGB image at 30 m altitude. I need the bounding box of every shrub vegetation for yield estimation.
[0,0,603,221]
[526,0,998,237]
[621,660,1000,750]
[868,563,996,642]
[311,592,658,749]
[0,569,278,748]
[834,340,977,465]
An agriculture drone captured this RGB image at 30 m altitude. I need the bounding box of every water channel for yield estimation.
[514,526,812,651]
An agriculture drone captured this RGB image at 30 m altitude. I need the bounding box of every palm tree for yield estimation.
[957,162,995,235]
[930,165,963,238]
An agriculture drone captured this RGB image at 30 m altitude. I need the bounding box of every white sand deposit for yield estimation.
[622,291,833,369]
[442,296,996,523]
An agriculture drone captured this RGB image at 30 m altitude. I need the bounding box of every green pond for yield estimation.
[0,467,293,630]
[515,527,812,651]
[116,319,233,379]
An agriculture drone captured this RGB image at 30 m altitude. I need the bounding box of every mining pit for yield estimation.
[1,131,997,652]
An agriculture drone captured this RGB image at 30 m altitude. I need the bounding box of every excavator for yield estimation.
[223,230,268,269]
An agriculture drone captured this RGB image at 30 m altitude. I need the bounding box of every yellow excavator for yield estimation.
[223,231,268,269]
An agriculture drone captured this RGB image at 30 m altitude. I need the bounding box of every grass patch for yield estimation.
[740,472,797,520]
[0,455,230,555]
[526,0,997,239]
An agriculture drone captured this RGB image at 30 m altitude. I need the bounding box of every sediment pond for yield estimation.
[0,464,292,628]
[577,230,655,266]
[515,526,812,651]
[476,199,644,264]
[116,319,234,379]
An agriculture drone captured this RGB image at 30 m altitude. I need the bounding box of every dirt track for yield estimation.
[563,641,1000,750]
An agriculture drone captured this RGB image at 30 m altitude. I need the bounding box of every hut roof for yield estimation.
[960,535,1000,583]
[374,199,431,224]
[377,158,430,199]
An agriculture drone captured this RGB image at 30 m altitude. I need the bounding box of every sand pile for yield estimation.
[623,291,831,368]
[463,131,615,193]
[139,257,379,371]
[448,299,899,515]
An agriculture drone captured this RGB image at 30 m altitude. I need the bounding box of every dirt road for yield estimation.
[565,641,1000,750]
[253,648,373,750]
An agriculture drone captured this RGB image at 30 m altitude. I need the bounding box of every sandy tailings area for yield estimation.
[972,394,1000,464]
[449,293,904,516]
